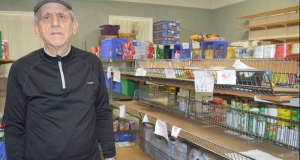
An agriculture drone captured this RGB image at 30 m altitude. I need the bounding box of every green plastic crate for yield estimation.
[121,78,138,96]
[156,45,172,59]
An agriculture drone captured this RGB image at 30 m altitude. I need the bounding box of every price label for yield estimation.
[217,70,236,84]
[194,71,214,92]
[171,126,181,138]
[164,68,176,78]
[142,114,149,123]
[135,68,147,76]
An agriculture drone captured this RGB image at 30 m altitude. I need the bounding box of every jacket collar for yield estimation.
[40,46,74,64]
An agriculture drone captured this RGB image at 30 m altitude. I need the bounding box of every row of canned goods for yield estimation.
[113,118,136,132]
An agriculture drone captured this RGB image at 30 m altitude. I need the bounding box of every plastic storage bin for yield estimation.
[171,43,191,59]
[156,45,172,59]
[122,78,138,96]
[101,38,128,59]
[114,81,122,93]
[201,41,228,59]
[119,132,136,142]
[104,73,111,89]
[99,25,120,35]
[0,141,6,160]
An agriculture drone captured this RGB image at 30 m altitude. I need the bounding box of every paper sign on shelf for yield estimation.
[193,71,214,92]
[142,114,149,123]
[154,119,169,141]
[107,67,111,79]
[170,44,174,49]
[217,70,236,85]
[192,42,200,49]
[171,126,181,138]
[113,69,121,82]
[135,68,146,76]
[164,68,176,79]
[182,43,189,49]
[119,105,126,118]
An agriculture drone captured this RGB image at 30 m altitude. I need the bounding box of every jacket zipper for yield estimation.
[57,56,66,89]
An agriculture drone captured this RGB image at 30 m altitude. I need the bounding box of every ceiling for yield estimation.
[110,0,246,9]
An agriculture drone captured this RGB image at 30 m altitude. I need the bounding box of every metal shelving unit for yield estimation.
[108,58,299,160]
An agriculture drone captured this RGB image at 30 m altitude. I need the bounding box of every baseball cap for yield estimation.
[33,0,72,13]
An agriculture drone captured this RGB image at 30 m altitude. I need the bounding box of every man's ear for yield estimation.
[72,20,78,35]
[34,23,40,37]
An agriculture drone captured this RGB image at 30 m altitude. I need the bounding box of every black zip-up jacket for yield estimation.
[4,46,115,160]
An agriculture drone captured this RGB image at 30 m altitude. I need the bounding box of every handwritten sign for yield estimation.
[165,68,176,78]
[113,69,121,82]
[171,126,181,138]
[194,71,214,92]
[217,70,236,84]
[135,68,147,76]
[154,119,169,141]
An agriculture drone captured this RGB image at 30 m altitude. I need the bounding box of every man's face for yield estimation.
[34,2,78,49]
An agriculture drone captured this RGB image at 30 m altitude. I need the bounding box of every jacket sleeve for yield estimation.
[95,61,116,158]
[4,66,27,159]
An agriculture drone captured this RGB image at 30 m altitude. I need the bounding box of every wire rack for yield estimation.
[189,100,300,151]
[119,67,298,96]
[136,106,255,160]
[135,87,300,152]
[134,58,299,94]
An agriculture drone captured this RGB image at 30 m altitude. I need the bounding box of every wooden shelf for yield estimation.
[111,101,300,160]
[236,6,299,19]
[237,19,299,30]
[0,59,14,65]
[249,36,300,42]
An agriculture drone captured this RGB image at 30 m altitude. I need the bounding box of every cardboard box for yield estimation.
[99,35,118,45]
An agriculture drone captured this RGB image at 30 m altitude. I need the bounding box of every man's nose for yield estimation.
[51,16,59,27]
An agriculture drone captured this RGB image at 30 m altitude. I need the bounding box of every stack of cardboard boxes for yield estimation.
[153,20,180,45]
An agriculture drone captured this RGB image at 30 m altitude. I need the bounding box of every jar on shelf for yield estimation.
[211,97,223,112]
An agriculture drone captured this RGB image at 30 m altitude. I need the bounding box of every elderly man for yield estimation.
[4,0,116,159]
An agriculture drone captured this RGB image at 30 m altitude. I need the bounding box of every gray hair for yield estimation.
[34,10,76,23]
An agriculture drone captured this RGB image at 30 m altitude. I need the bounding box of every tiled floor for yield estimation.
[116,145,151,160]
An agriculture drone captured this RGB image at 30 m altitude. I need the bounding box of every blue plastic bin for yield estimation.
[201,41,228,59]
[113,81,122,93]
[119,132,136,142]
[101,38,128,59]
[0,141,6,160]
[104,73,111,89]
[171,43,191,59]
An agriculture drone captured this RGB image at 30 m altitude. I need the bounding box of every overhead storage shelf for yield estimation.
[237,19,299,30]
[0,59,14,65]
[236,6,299,19]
